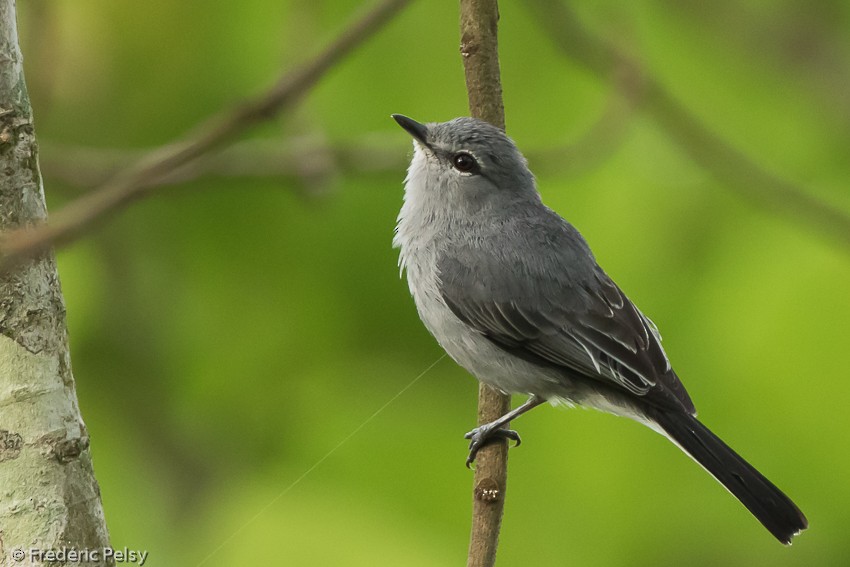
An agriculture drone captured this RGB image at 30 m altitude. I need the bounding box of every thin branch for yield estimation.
[39,91,635,192]
[459,2,511,567]
[0,0,411,272]
[39,134,409,191]
[466,385,512,567]
[526,0,850,254]
[460,0,505,131]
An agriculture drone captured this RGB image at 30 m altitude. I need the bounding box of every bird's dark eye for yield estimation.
[452,152,478,173]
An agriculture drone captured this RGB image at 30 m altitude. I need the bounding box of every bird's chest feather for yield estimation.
[395,197,485,345]
[395,215,458,337]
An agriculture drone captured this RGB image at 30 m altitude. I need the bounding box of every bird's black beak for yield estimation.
[392,114,429,147]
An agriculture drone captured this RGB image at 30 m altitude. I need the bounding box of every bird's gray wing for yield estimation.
[437,250,694,414]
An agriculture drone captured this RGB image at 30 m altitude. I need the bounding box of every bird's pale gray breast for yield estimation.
[396,203,572,396]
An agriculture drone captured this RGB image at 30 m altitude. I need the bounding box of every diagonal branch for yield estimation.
[39,134,409,194]
[39,88,635,197]
[525,0,850,254]
[0,0,412,272]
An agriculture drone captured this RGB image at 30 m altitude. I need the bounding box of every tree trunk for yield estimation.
[0,2,111,564]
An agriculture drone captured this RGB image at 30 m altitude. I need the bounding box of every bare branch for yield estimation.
[460,1,505,130]
[526,0,850,254]
[39,92,635,193]
[0,0,411,272]
[459,2,512,567]
[466,385,512,567]
[39,134,410,191]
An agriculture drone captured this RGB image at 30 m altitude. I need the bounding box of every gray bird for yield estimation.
[391,114,807,544]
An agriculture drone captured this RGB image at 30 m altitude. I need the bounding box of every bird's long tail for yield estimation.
[647,408,808,544]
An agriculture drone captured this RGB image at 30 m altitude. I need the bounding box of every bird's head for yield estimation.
[392,114,539,214]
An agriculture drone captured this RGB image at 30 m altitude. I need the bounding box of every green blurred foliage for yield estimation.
[16,0,850,565]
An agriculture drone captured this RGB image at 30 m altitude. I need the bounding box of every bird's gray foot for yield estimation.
[464,425,522,467]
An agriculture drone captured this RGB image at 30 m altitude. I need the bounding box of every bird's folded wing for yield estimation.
[437,253,694,413]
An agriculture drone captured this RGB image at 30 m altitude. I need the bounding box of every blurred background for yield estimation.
[16,0,850,565]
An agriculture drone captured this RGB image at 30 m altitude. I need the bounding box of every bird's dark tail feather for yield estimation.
[647,409,807,544]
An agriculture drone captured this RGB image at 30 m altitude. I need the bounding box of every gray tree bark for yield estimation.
[0,2,111,565]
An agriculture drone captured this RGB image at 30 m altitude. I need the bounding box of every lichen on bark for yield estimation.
[0,1,111,563]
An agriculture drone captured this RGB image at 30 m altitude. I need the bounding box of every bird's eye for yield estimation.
[452,152,478,173]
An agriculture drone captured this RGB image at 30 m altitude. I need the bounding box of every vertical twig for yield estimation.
[460,0,505,130]
[459,2,510,566]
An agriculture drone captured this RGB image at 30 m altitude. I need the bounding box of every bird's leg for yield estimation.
[464,395,546,467]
